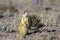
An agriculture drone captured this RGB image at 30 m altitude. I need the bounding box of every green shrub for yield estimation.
[28,15,40,30]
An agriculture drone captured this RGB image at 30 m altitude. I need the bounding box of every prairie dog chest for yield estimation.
[18,23,27,33]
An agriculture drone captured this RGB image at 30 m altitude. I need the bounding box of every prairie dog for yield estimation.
[18,11,28,39]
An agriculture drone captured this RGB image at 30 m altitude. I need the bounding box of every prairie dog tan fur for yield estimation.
[18,11,28,39]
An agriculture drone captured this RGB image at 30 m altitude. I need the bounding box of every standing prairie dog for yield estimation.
[18,11,28,39]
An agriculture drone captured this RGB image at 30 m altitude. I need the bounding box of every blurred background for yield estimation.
[0,0,60,40]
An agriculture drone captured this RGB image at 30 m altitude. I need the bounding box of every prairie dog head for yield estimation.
[24,10,29,17]
[21,11,29,24]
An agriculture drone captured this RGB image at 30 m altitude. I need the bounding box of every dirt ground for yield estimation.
[0,0,60,40]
